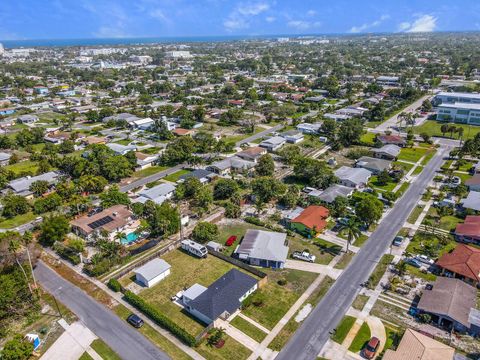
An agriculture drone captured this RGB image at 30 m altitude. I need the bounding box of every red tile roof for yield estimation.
[436,244,480,282]
[466,174,480,186]
[292,205,329,231]
[172,128,192,136]
[456,216,480,238]
[378,135,405,144]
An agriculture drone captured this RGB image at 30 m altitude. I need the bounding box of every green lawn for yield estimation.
[79,353,94,360]
[331,316,356,344]
[412,165,423,176]
[453,171,473,184]
[397,147,428,163]
[421,150,436,166]
[0,212,36,229]
[163,169,190,182]
[90,339,121,360]
[455,160,475,172]
[407,205,424,224]
[337,229,369,247]
[348,322,371,353]
[217,222,267,256]
[5,160,39,175]
[395,182,409,195]
[367,254,394,289]
[405,264,437,282]
[392,161,414,173]
[369,176,396,192]
[423,207,464,232]
[242,269,317,330]
[289,236,338,265]
[406,232,456,259]
[269,276,334,351]
[132,166,168,179]
[114,304,191,360]
[352,294,370,311]
[230,316,267,342]
[196,334,252,360]
[334,251,355,270]
[413,120,480,140]
[360,132,376,145]
[114,139,132,146]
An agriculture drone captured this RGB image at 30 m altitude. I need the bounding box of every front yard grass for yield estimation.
[422,207,464,232]
[163,169,190,182]
[406,231,456,259]
[334,251,355,270]
[269,276,334,351]
[352,294,370,311]
[360,132,376,145]
[289,236,338,265]
[331,315,356,344]
[137,249,256,335]
[407,205,424,224]
[395,181,409,195]
[132,166,168,179]
[230,316,267,343]
[5,160,40,175]
[405,264,437,282]
[90,339,121,360]
[196,334,252,360]
[368,176,396,192]
[114,304,191,360]
[397,147,428,163]
[367,254,394,289]
[337,229,369,247]
[453,171,473,184]
[392,161,414,173]
[348,322,371,353]
[242,269,317,330]
[411,165,423,176]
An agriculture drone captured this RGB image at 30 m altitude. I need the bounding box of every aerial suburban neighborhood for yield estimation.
[2,5,480,360]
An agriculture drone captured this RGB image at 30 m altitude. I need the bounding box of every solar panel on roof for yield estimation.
[88,215,114,230]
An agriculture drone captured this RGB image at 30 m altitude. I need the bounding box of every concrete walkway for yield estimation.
[322,231,360,253]
[285,259,342,279]
[41,321,97,360]
[216,319,260,351]
[237,313,270,334]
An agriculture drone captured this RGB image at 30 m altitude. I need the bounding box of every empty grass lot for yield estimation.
[132,165,168,179]
[5,160,39,175]
[414,120,480,140]
[269,276,334,351]
[114,304,191,360]
[163,169,190,182]
[0,212,36,229]
[348,322,371,353]
[135,249,255,335]
[242,269,318,330]
[406,232,456,259]
[289,237,339,265]
[230,316,267,342]
[397,147,428,163]
[331,315,356,344]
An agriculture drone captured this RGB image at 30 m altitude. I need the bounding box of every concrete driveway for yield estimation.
[285,259,342,279]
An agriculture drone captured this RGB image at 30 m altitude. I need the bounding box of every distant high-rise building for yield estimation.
[0,43,4,56]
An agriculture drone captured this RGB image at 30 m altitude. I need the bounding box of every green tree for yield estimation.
[377,170,391,186]
[39,215,70,246]
[251,177,286,204]
[29,180,49,197]
[338,119,363,146]
[0,334,34,360]
[143,201,180,238]
[338,216,362,253]
[213,179,239,200]
[192,222,219,244]
[2,193,30,218]
[99,186,131,208]
[355,195,383,226]
[255,154,275,176]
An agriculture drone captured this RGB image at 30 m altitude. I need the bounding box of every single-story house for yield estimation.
[178,169,215,184]
[235,229,289,269]
[382,328,455,360]
[7,171,60,198]
[310,184,353,203]
[280,130,304,144]
[377,134,406,147]
[132,117,155,130]
[465,174,480,191]
[106,142,137,155]
[17,114,38,124]
[236,147,267,163]
[103,113,141,125]
[417,277,480,335]
[134,258,171,288]
[172,128,194,137]
[455,216,480,244]
[290,205,330,236]
[184,269,258,325]
[259,136,286,152]
[436,244,480,286]
[135,152,158,170]
[135,183,176,205]
[461,191,480,212]
[80,136,106,146]
[355,156,391,175]
[334,166,372,188]
[296,122,322,134]
[372,144,401,160]
[44,131,70,144]
[70,205,134,240]
[206,157,255,176]
[0,152,11,166]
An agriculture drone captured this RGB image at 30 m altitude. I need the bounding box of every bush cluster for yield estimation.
[107,278,122,292]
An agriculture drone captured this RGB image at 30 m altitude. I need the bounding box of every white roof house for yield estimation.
[134,258,171,288]
[259,136,286,152]
[135,183,176,205]
[334,166,372,189]
[372,144,401,159]
[132,117,155,130]
[235,229,288,269]
[106,142,137,155]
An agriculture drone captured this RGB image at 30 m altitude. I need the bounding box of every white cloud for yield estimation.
[398,22,411,31]
[224,2,270,31]
[287,20,321,31]
[350,14,390,33]
[307,10,317,17]
[404,14,437,32]
[265,16,276,23]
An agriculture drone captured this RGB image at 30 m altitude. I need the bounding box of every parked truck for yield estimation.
[292,251,316,263]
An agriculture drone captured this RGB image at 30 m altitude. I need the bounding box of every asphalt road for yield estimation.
[35,261,170,360]
[276,143,451,360]
[120,163,184,193]
[235,124,284,146]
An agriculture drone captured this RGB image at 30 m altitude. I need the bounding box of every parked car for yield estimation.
[292,251,316,263]
[392,236,404,246]
[225,235,237,246]
[415,254,434,265]
[406,258,422,268]
[127,314,144,328]
[363,336,380,359]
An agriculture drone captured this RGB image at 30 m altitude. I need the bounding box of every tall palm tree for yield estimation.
[339,216,362,253]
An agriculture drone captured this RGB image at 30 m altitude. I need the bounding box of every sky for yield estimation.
[1,0,480,40]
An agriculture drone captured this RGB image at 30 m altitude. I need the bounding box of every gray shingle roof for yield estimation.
[461,191,480,211]
[356,156,391,172]
[372,144,401,157]
[236,229,288,263]
[8,171,59,194]
[134,258,171,281]
[179,169,214,181]
[334,166,372,185]
[188,269,257,321]
[315,184,353,203]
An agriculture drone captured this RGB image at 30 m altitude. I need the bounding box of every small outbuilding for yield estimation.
[134,258,171,288]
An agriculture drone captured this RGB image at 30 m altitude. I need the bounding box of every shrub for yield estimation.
[124,291,197,346]
[108,278,122,292]
[277,279,287,286]
[53,243,81,265]
[244,216,265,226]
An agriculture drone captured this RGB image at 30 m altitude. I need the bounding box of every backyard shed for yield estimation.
[134,258,171,288]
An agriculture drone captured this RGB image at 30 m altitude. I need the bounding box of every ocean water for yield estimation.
[0,35,287,48]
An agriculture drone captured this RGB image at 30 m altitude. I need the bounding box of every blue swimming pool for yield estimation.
[121,232,139,245]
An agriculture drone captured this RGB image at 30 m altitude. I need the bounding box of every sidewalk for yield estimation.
[322,231,360,253]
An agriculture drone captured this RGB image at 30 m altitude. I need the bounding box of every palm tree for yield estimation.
[114,232,127,244]
[339,216,362,253]
[8,238,33,294]
[22,232,37,290]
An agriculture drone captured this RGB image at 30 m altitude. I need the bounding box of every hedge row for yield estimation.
[124,291,197,346]
[107,278,122,292]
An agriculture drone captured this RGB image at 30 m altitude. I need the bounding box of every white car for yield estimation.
[415,254,434,265]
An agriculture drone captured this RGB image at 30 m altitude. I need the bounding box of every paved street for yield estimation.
[276,143,451,360]
[120,163,184,193]
[235,124,284,146]
[34,261,170,360]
